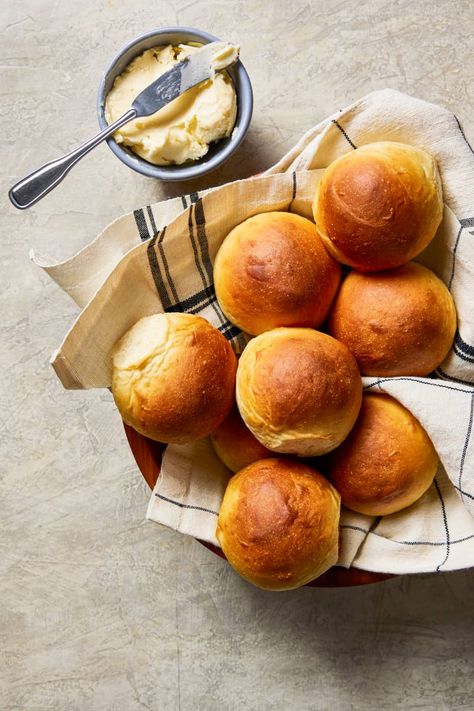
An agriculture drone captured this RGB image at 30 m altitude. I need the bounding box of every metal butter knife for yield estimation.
[9,42,237,210]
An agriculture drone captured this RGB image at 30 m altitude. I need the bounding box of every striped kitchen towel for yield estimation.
[33,89,474,574]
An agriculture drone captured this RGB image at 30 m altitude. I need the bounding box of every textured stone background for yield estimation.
[2,1,474,709]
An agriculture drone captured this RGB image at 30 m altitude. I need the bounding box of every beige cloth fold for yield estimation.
[33,89,474,574]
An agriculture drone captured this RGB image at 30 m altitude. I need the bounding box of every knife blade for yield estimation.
[131,41,238,117]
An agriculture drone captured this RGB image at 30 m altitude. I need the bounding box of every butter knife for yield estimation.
[9,41,238,210]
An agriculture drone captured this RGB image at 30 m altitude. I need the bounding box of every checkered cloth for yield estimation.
[33,89,474,574]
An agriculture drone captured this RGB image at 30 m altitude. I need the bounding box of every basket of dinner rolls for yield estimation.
[46,90,474,590]
[107,141,461,590]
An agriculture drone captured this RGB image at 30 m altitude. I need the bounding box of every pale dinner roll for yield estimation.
[210,407,274,473]
[328,394,439,516]
[112,313,237,444]
[214,211,341,335]
[236,328,362,456]
[313,141,443,271]
[216,458,341,590]
[328,262,457,376]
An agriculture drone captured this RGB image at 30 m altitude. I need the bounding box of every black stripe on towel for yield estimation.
[194,198,214,286]
[146,205,157,235]
[454,485,474,500]
[331,119,357,149]
[458,392,474,500]
[435,368,474,386]
[147,228,172,309]
[455,331,474,358]
[140,207,179,309]
[134,208,150,242]
[340,524,474,547]
[453,114,474,156]
[434,478,450,571]
[448,225,463,290]
[448,217,474,291]
[166,284,216,313]
[186,199,239,338]
[187,202,209,291]
[390,534,474,546]
[340,524,369,535]
[453,331,474,362]
[218,321,242,340]
[288,171,297,211]
[155,492,218,515]
[364,376,473,395]
[157,228,180,305]
[157,286,241,340]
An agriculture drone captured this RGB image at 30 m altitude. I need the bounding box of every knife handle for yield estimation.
[9,108,137,210]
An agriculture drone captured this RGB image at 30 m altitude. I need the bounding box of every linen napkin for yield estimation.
[33,89,474,574]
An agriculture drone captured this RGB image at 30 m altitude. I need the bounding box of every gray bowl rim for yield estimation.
[97,27,253,181]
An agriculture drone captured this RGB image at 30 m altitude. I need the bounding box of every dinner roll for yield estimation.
[216,458,340,590]
[328,262,457,376]
[112,313,236,444]
[211,408,274,473]
[328,394,439,516]
[236,328,362,456]
[313,141,443,271]
[214,211,341,335]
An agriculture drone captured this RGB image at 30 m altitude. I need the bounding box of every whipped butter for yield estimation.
[105,44,239,165]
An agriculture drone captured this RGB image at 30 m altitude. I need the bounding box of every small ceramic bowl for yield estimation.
[97,27,253,181]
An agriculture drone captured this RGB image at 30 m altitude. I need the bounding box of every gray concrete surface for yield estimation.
[2,1,474,709]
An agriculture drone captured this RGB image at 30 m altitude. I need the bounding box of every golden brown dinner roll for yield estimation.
[111,313,237,444]
[214,211,341,335]
[216,458,341,590]
[328,394,439,516]
[313,141,443,271]
[328,262,457,376]
[210,407,274,473]
[236,328,362,456]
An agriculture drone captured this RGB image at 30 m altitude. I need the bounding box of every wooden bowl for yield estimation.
[125,423,394,587]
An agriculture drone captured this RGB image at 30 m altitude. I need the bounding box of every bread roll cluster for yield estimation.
[111,141,455,591]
